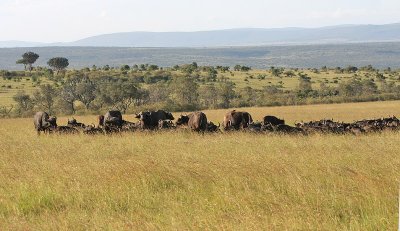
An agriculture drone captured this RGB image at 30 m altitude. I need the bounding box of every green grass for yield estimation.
[0,101,400,230]
[0,75,53,106]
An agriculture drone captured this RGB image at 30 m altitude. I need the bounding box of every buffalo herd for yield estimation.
[33,110,400,135]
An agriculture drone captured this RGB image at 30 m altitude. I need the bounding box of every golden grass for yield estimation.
[0,101,400,230]
[199,100,400,125]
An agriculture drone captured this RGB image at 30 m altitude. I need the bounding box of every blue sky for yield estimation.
[0,0,399,42]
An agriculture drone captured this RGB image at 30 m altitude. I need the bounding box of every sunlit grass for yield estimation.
[0,101,399,230]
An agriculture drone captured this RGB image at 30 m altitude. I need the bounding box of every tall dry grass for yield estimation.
[0,101,400,230]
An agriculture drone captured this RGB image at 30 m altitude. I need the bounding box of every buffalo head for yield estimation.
[176,115,189,126]
[165,111,174,120]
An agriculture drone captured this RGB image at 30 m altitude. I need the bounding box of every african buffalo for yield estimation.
[246,122,263,132]
[223,110,253,130]
[67,118,86,128]
[206,121,220,132]
[33,111,57,135]
[263,115,285,126]
[103,111,123,127]
[274,124,303,134]
[96,111,124,133]
[135,110,174,129]
[49,126,79,134]
[158,120,175,130]
[176,112,207,132]
[121,120,139,132]
[83,125,104,135]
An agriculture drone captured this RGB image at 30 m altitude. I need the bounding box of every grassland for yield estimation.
[0,101,400,230]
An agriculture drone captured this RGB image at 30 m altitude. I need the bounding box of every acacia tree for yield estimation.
[33,84,58,114]
[16,59,28,71]
[218,81,235,108]
[169,76,199,110]
[47,57,69,74]
[16,51,39,71]
[104,80,141,113]
[199,84,218,109]
[13,91,33,115]
[60,75,97,112]
[60,77,79,113]
[75,76,97,109]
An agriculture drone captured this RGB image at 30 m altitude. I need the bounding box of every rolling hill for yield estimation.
[1,23,400,48]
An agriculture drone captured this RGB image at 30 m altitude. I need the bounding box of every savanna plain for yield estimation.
[1,101,400,230]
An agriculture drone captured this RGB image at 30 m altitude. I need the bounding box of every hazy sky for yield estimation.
[1,0,399,42]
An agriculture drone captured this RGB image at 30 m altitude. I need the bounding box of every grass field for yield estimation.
[0,101,400,230]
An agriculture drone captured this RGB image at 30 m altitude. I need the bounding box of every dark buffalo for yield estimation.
[158,120,175,130]
[103,111,123,127]
[49,126,79,134]
[274,124,303,134]
[206,121,220,132]
[33,111,57,135]
[223,110,253,130]
[97,111,123,133]
[263,115,285,126]
[121,120,139,132]
[176,112,207,132]
[246,122,263,132]
[67,118,86,128]
[83,125,104,135]
[135,110,174,129]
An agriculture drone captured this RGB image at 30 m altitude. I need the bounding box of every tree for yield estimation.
[102,65,110,71]
[60,81,78,114]
[16,59,29,71]
[16,51,39,71]
[237,86,257,107]
[270,66,282,77]
[283,70,295,78]
[120,64,130,71]
[47,57,69,74]
[147,82,170,104]
[199,84,218,109]
[0,105,14,118]
[106,80,142,113]
[13,91,33,115]
[169,76,199,110]
[338,79,363,97]
[75,76,97,109]
[180,63,197,75]
[218,81,235,108]
[216,66,230,72]
[33,84,58,113]
[17,51,39,72]
[206,67,218,82]
[60,75,97,111]
[234,65,242,71]
[240,66,251,72]
[345,65,358,73]
[298,75,312,92]
[148,64,159,71]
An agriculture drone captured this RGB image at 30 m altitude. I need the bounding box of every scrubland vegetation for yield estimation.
[0,101,400,230]
[1,56,400,118]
